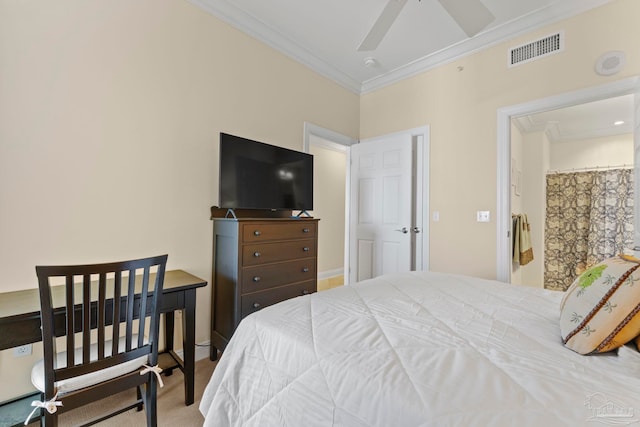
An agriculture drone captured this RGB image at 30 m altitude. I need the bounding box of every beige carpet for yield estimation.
[49,358,217,426]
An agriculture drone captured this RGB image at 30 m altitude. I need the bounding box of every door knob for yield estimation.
[412,227,421,234]
[395,227,408,234]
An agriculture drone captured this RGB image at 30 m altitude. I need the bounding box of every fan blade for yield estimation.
[357,0,408,52]
[437,0,494,38]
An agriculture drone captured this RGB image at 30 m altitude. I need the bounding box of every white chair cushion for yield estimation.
[31,335,148,395]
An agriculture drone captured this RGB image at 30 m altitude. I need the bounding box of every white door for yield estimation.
[349,132,413,283]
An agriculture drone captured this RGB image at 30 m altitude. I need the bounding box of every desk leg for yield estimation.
[164,312,175,376]
[182,289,196,406]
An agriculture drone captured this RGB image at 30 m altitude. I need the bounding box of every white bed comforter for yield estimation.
[200,272,640,427]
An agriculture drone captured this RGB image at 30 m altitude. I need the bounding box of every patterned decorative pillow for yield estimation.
[560,255,640,355]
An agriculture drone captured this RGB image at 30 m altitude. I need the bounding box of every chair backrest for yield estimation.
[35,255,168,396]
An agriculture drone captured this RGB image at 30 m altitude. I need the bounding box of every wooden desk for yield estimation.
[0,269,207,406]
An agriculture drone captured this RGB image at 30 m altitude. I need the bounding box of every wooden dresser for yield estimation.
[210,217,319,359]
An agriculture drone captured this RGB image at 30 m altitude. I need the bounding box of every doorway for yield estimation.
[304,123,355,288]
[304,123,430,285]
[496,76,640,284]
[511,96,634,289]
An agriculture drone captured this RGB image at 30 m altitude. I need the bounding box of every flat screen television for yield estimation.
[219,133,314,211]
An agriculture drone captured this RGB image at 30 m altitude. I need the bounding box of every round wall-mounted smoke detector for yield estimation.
[594,51,626,76]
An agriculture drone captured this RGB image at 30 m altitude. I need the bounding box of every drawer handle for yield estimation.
[253,252,261,257]
[302,228,310,233]
[302,267,309,273]
[303,247,310,252]
[253,302,261,309]
[302,290,311,295]
[254,230,261,236]
[253,276,261,282]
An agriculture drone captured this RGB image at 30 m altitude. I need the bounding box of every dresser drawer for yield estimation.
[242,239,316,266]
[241,281,316,318]
[242,222,317,243]
[241,259,316,294]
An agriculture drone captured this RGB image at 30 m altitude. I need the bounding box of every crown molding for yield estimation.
[190,0,614,95]
[188,0,362,94]
[515,115,633,142]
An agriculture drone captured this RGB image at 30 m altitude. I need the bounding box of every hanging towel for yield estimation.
[512,214,534,266]
[512,215,520,264]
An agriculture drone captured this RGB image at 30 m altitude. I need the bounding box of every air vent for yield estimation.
[508,31,564,67]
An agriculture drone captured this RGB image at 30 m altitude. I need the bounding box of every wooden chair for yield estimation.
[28,255,168,427]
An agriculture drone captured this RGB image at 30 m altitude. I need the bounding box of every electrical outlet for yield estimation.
[13,344,32,357]
[477,210,491,222]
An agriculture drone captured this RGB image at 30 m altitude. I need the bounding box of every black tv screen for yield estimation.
[219,133,314,211]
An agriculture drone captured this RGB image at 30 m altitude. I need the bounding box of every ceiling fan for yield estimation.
[358,0,495,52]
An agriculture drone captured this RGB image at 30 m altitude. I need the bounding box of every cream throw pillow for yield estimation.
[560,255,640,355]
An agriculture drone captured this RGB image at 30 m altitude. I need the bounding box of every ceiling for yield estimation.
[189,0,613,94]
[189,0,629,142]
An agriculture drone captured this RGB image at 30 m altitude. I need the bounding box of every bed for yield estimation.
[199,271,640,426]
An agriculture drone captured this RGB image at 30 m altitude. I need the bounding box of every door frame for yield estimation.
[304,123,430,284]
[496,76,640,283]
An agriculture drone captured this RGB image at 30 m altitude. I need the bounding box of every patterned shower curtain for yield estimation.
[544,168,634,291]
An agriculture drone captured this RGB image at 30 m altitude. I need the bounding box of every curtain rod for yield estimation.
[546,164,633,174]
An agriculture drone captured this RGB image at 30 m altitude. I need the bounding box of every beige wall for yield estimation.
[360,0,640,279]
[520,131,550,288]
[510,123,523,285]
[550,134,633,171]
[0,0,358,400]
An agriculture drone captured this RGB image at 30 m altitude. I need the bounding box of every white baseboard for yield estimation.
[174,340,211,362]
[318,268,343,280]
